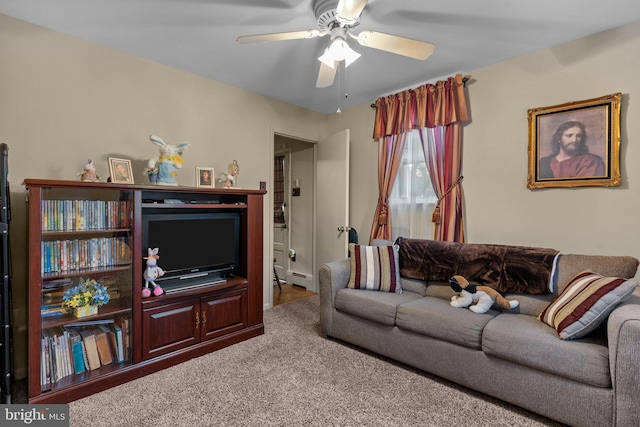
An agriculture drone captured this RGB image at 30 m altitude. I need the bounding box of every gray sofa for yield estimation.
[319,239,640,427]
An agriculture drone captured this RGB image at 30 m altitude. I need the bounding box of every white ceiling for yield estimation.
[2,0,640,115]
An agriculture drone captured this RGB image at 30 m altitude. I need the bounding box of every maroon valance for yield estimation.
[372,74,469,139]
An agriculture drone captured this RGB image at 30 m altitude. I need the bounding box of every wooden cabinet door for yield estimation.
[201,288,248,341]
[142,299,199,360]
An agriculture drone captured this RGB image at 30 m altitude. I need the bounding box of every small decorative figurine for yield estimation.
[77,159,100,182]
[147,134,191,186]
[218,159,240,188]
[144,158,159,184]
[142,248,165,298]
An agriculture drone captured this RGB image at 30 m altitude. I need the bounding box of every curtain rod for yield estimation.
[370,76,469,108]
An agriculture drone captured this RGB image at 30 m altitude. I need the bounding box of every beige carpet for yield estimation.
[70,295,563,426]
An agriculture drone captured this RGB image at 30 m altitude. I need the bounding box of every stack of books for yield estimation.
[40,315,130,388]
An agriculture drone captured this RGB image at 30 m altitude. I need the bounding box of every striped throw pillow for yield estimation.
[538,270,638,340]
[348,244,402,293]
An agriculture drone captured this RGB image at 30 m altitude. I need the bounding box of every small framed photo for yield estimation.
[527,93,621,189]
[196,167,215,188]
[108,158,134,184]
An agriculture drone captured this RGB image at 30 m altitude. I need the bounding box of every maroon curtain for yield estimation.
[369,133,406,243]
[370,74,468,242]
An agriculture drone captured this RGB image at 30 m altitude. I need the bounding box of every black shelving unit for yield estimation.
[0,143,12,403]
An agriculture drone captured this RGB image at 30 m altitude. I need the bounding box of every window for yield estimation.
[389,130,436,240]
[273,155,285,224]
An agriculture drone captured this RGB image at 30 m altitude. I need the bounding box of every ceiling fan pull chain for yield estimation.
[337,62,343,114]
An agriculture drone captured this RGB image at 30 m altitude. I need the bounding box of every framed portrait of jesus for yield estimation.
[527,93,621,189]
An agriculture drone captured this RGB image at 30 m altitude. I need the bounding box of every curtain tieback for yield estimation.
[432,176,463,224]
[378,205,389,225]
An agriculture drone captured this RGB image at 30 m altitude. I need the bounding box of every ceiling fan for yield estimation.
[236,0,435,88]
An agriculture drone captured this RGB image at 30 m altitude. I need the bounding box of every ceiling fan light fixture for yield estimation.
[318,37,361,68]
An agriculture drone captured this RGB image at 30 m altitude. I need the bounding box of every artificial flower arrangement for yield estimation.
[62,278,110,311]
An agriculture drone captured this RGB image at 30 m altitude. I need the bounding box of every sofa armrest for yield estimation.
[319,258,351,337]
[607,295,640,426]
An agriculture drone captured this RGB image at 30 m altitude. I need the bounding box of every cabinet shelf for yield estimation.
[41,264,131,281]
[41,360,133,394]
[42,228,131,238]
[41,299,132,330]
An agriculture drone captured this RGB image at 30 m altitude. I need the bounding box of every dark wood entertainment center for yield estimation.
[25,179,265,403]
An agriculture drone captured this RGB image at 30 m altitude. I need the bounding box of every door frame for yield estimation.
[268,128,318,308]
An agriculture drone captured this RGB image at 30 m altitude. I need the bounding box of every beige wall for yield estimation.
[463,22,640,259]
[329,20,640,264]
[0,14,326,378]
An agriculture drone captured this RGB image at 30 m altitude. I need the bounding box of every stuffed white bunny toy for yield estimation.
[147,134,191,186]
[142,248,165,298]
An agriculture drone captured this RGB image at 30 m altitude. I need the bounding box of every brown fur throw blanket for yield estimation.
[396,237,559,295]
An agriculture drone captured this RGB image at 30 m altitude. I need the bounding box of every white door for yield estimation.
[315,129,350,288]
[273,152,290,283]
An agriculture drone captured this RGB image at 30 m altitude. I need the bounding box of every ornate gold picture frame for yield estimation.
[527,93,621,189]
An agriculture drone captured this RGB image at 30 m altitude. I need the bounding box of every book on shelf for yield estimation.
[41,337,50,386]
[94,331,113,365]
[80,337,90,374]
[41,328,74,385]
[99,324,119,363]
[114,325,124,363]
[69,333,86,375]
[41,278,73,289]
[41,306,70,318]
[64,319,114,328]
[42,199,131,232]
[41,236,131,274]
[79,329,101,371]
[115,315,130,362]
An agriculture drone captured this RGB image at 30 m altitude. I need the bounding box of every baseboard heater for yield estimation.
[289,271,312,288]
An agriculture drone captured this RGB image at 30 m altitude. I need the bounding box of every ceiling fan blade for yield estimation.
[316,61,337,88]
[336,0,368,24]
[237,30,321,44]
[355,30,435,60]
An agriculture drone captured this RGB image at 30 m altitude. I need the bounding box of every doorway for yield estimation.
[273,135,315,292]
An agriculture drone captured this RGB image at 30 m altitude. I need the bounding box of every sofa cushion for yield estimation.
[502,293,555,317]
[554,254,639,294]
[348,244,402,293]
[400,277,427,296]
[539,270,638,340]
[483,313,611,388]
[396,297,498,350]
[334,288,422,326]
[424,281,455,300]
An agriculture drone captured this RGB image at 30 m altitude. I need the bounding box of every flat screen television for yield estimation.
[141,212,241,292]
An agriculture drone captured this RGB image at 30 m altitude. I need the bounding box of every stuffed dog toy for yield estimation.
[449,275,519,313]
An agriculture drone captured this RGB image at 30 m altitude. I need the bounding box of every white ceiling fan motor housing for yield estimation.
[313,0,360,31]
